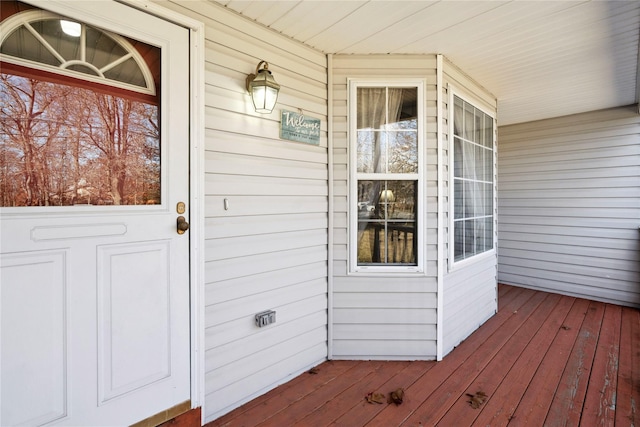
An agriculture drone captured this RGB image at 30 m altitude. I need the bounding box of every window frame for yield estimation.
[448,88,497,270]
[348,78,425,275]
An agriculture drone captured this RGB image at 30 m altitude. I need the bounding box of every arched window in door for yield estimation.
[0,8,156,95]
[0,2,162,207]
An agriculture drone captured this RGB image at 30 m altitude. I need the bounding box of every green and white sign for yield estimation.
[280,110,321,145]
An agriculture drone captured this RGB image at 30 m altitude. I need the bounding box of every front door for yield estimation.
[0,1,191,425]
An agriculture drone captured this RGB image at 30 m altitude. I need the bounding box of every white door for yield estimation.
[0,1,191,425]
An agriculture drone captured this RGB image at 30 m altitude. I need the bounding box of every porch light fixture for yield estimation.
[246,60,280,113]
[379,189,395,203]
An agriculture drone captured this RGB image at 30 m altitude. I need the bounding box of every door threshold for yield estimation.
[131,401,193,427]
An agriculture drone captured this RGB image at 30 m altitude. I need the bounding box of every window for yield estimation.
[350,81,423,272]
[0,8,156,95]
[0,4,161,207]
[451,94,495,263]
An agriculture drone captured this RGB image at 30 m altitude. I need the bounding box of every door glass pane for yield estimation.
[0,73,160,206]
[1,26,60,66]
[1,3,155,93]
[0,5,161,207]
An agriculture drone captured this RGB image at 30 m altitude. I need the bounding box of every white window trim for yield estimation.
[348,78,426,275]
[447,87,497,272]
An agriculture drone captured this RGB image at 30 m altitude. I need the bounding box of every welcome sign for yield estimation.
[280,110,321,145]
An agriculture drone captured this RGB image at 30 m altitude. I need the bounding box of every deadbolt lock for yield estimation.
[176,202,186,214]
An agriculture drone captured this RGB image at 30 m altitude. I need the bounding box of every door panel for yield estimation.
[0,1,191,425]
[0,251,67,426]
[97,241,172,403]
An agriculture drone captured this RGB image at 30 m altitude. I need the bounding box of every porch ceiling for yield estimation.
[211,0,640,126]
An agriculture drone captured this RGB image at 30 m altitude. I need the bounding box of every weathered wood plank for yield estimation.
[507,297,590,426]
[328,361,435,426]
[411,293,562,426]
[206,360,358,426]
[253,361,385,426]
[204,286,634,427]
[299,361,412,424]
[469,294,575,426]
[544,301,606,426]
[581,304,622,426]
[498,284,529,310]
[370,289,545,425]
[615,307,640,426]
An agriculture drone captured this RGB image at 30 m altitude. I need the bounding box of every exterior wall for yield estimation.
[441,60,499,356]
[331,55,439,360]
[160,1,329,422]
[498,106,640,308]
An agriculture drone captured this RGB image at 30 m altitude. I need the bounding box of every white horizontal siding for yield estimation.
[441,59,498,357]
[498,106,640,308]
[331,54,438,360]
[161,1,329,422]
[442,262,497,355]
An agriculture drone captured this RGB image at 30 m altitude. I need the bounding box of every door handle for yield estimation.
[177,216,189,234]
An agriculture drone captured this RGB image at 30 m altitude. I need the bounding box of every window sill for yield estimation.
[349,266,426,277]
[447,248,496,273]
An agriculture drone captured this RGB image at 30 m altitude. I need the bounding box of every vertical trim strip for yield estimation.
[436,54,444,361]
[636,26,640,113]
[327,53,334,359]
[189,22,206,421]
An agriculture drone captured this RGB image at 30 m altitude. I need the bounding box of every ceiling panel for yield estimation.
[211,0,640,125]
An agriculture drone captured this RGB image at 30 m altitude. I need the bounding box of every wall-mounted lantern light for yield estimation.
[246,60,280,113]
[379,189,395,203]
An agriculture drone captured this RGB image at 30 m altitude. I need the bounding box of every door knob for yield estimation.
[177,216,189,234]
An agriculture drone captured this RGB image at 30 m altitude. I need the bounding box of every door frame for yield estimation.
[20,0,207,421]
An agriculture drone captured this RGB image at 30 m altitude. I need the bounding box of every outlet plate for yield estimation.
[255,310,276,327]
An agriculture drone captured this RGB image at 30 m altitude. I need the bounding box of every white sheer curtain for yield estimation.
[356,87,405,263]
[453,96,494,260]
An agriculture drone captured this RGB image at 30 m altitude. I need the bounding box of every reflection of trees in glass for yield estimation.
[387,121,418,174]
[0,73,160,206]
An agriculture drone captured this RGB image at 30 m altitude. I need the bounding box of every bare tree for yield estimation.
[1,73,160,207]
[0,74,63,206]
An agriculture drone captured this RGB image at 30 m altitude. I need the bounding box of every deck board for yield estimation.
[507,297,589,426]
[328,361,434,427]
[581,304,621,426]
[206,285,639,427]
[468,294,573,427]
[616,307,640,426]
[406,292,560,426]
[300,361,411,425]
[545,300,606,426]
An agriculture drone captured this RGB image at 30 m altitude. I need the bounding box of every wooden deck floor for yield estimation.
[207,285,639,426]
